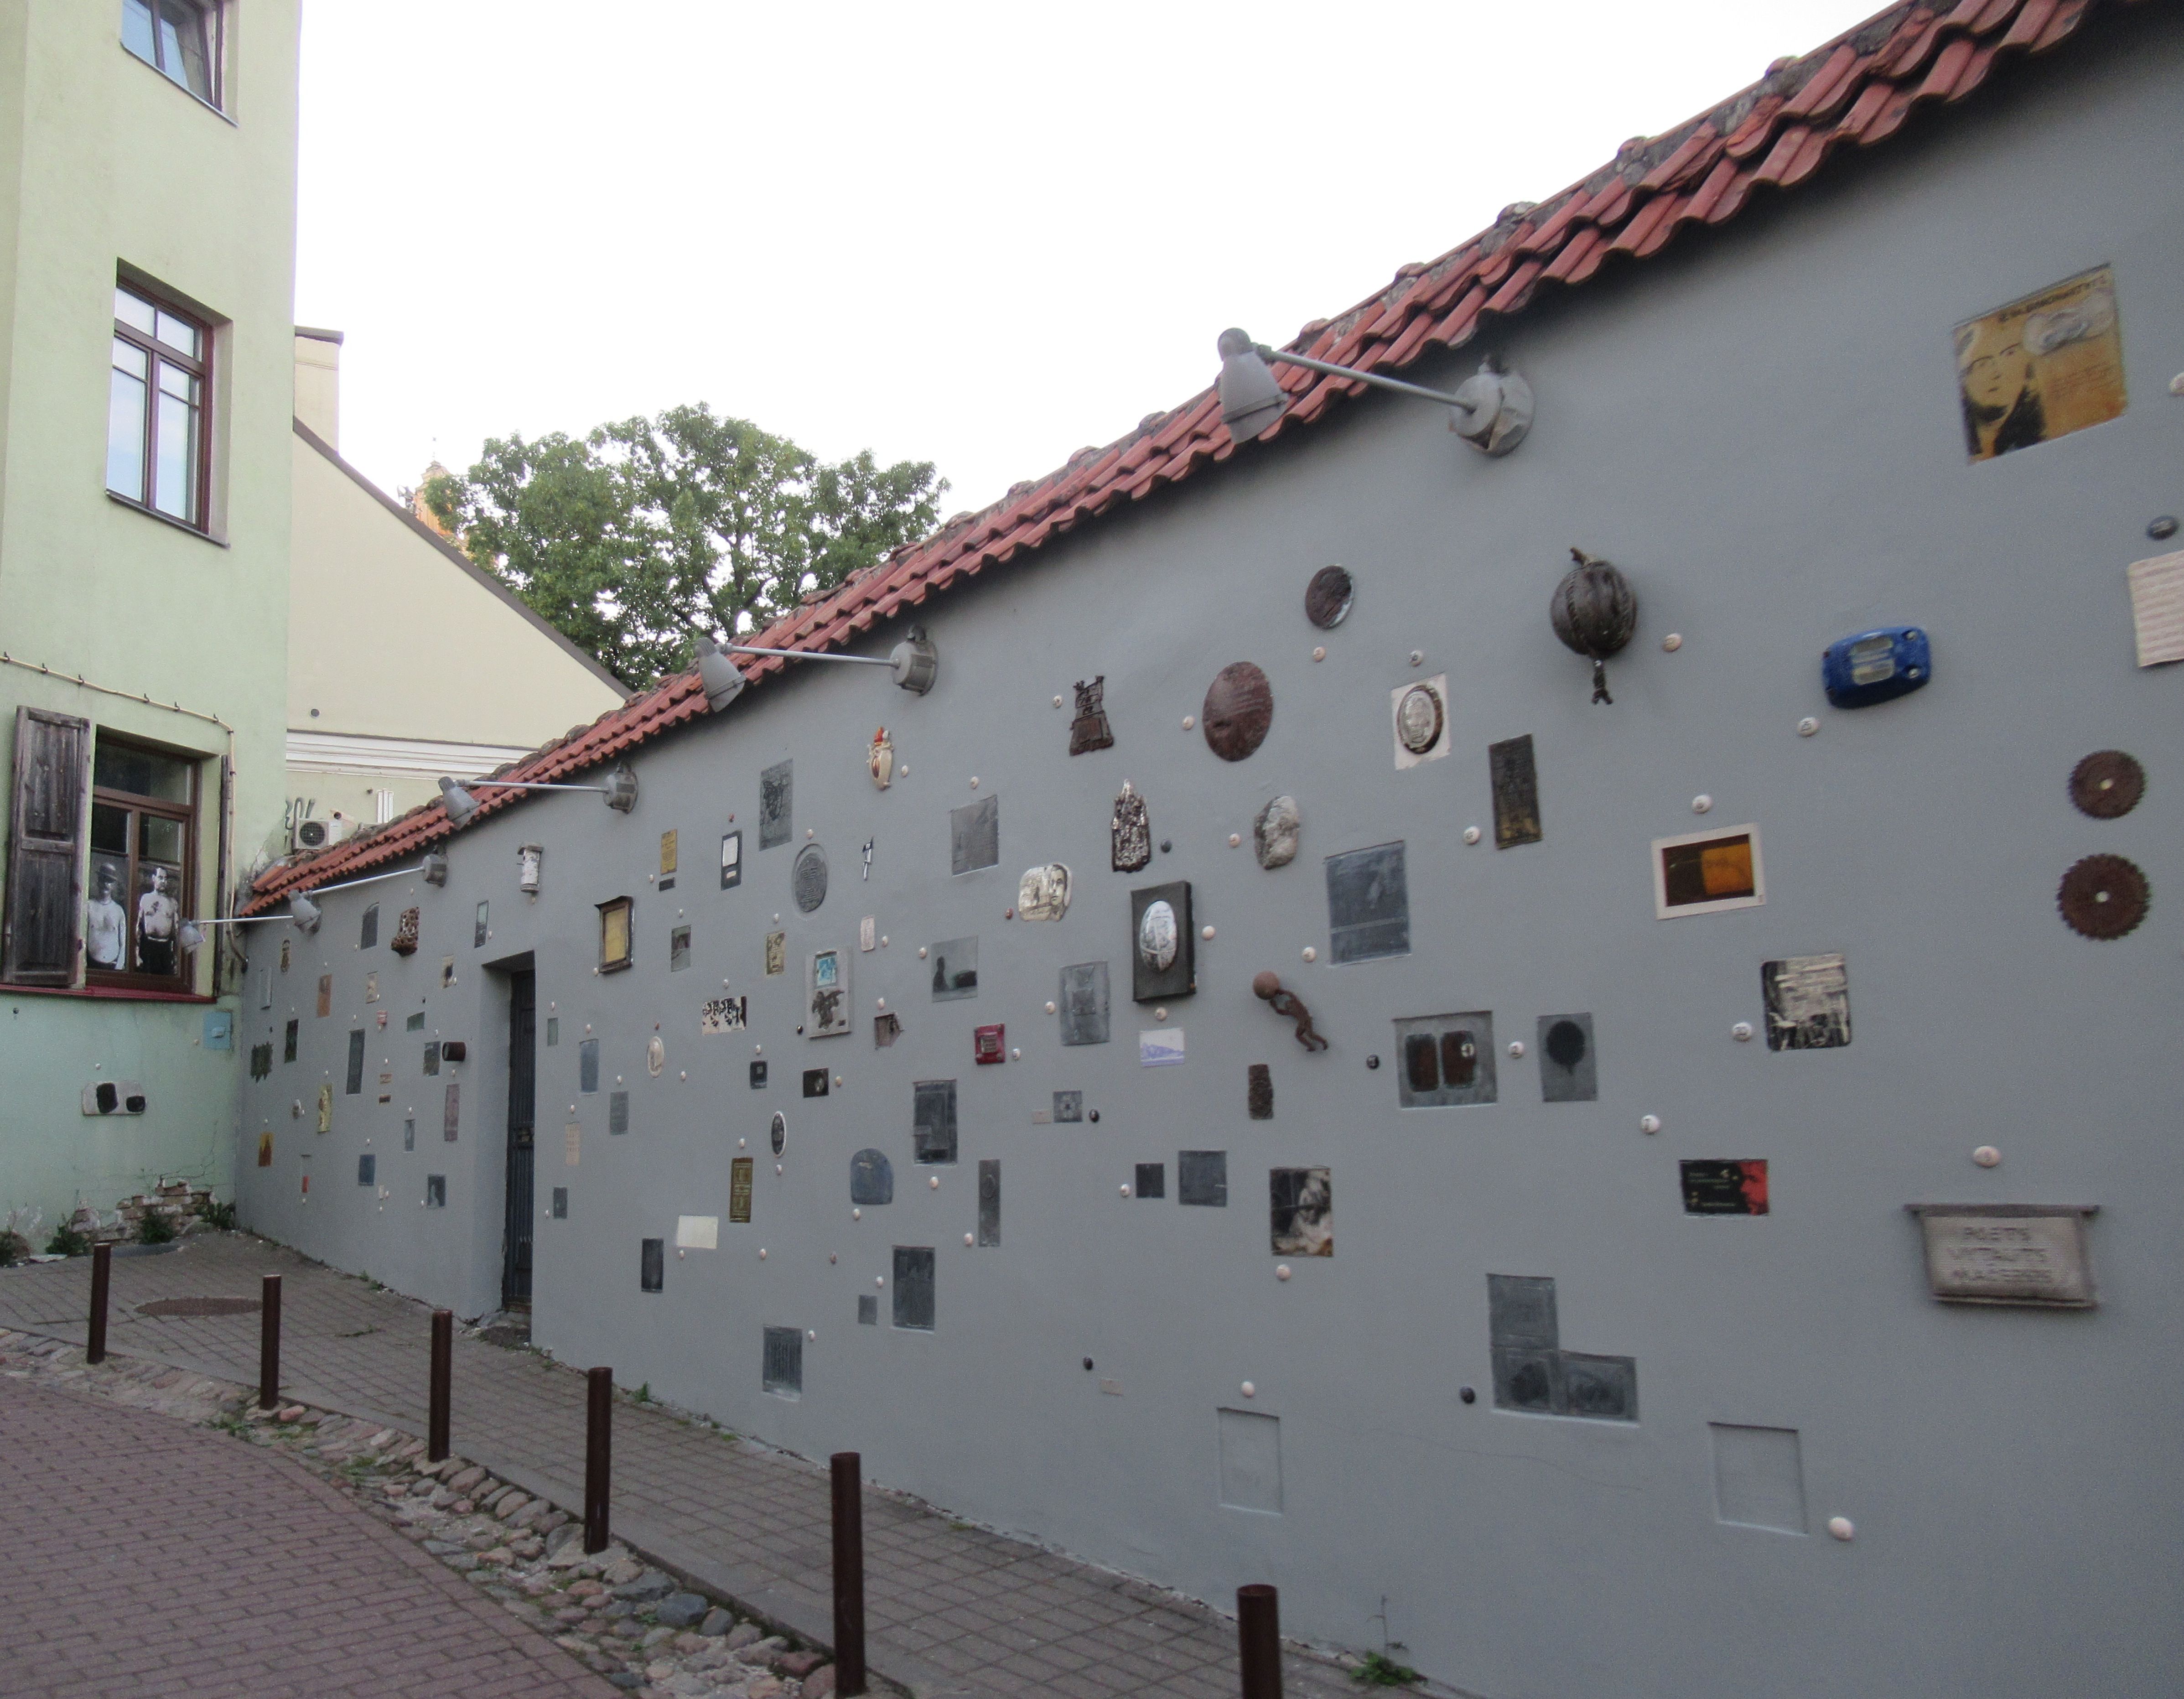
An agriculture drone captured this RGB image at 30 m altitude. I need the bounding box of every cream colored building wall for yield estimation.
[0,0,300,1224]
[286,422,628,826]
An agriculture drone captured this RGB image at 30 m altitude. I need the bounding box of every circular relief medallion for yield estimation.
[1138,899,1178,971]
[1304,565,1354,630]
[2057,853,2149,940]
[2069,750,2145,819]
[771,1112,787,1157]
[793,844,828,913]
[1395,683,1445,755]
[1202,662,1273,762]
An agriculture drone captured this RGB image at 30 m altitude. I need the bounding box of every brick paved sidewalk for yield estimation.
[0,1371,616,1699]
[0,1237,1365,1699]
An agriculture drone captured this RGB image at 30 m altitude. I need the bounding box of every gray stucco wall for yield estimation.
[237,16,2184,1695]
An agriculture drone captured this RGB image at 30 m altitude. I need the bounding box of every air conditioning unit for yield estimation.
[292,818,329,852]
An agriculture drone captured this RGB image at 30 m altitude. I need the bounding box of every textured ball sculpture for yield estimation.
[1550,547,1639,704]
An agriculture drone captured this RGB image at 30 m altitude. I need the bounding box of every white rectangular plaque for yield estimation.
[1139,1028,1185,1067]
[1908,1205,2096,1307]
[2127,550,2184,666]
[675,1214,719,1251]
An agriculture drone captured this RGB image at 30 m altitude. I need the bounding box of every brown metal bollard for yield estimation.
[1238,1584,1283,1699]
[258,1273,282,1410]
[830,1452,867,1696]
[86,1242,112,1365]
[583,1366,612,1554]
[428,1309,452,1462]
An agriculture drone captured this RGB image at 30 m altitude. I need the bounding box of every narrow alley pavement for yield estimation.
[0,1235,1365,1699]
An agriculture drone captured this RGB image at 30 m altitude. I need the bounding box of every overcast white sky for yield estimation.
[297,0,1883,518]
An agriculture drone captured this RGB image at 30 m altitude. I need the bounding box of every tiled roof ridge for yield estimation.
[245,0,2122,912]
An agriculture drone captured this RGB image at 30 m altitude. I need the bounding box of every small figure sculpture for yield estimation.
[1111,781,1151,873]
[868,727,894,790]
[1252,971,1328,1051]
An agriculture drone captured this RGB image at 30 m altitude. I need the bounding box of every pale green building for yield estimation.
[0,0,300,1231]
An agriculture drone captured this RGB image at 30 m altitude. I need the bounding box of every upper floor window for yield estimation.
[121,0,223,108]
[108,283,209,529]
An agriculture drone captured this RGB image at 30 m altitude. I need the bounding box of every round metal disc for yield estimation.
[2069,750,2144,819]
[793,844,828,913]
[1395,683,1444,754]
[1304,566,1354,630]
[2057,853,2149,940]
[1202,662,1273,761]
[771,1112,787,1156]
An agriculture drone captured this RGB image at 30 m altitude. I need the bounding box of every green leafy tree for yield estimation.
[422,405,945,690]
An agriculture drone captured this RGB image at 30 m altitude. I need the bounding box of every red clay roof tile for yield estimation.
[247,0,2137,911]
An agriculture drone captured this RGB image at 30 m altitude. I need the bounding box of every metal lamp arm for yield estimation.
[722,644,895,668]
[1255,345,1477,415]
[467,779,618,794]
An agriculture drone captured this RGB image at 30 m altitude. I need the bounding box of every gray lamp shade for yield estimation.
[695,633,747,710]
[288,892,322,933]
[889,626,939,694]
[421,851,449,886]
[1217,329,1287,443]
[177,920,205,951]
[437,776,480,828]
[603,765,639,812]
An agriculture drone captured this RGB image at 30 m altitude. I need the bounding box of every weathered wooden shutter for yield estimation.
[4,707,90,986]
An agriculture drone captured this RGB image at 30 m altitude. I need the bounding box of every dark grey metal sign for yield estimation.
[1489,734,1542,848]
[951,794,999,875]
[1179,1150,1228,1207]
[1058,961,1109,1046]
[759,761,792,849]
[913,1079,958,1164]
[978,1159,1001,1247]
[1325,843,1409,963]
[1537,1013,1597,1102]
[892,1246,935,1330]
[851,1147,893,1205]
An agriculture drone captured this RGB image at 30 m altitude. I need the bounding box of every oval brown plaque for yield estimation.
[1202,662,1273,762]
[1304,566,1354,629]
[2057,853,2149,940]
[2069,750,2144,819]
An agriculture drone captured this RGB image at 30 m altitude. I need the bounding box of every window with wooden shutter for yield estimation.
[5,708,91,985]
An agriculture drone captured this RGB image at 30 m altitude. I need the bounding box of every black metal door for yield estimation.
[503,969,536,1308]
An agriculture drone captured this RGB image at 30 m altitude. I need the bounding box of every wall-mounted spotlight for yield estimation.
[1216,329,1533,456]
[288,892,322,933]
[694,625,939,712]
[437,764,638,829]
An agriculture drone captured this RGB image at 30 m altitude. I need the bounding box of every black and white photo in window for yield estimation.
[86,736,197,986]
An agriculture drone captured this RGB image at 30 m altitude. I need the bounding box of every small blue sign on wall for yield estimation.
[1822,626,1930,708]
[203,1009,233,1051]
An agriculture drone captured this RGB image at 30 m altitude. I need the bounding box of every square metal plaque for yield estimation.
[1324,843,1409,963]
[950,794,1000,875]
[1178,1149,1228,1207]
[1762,954,1851,1050]
[1393,1013,1496,1107]
[929,936,979,1000]
[1134,1162,1165,1199]
[763,1326,802,1396]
